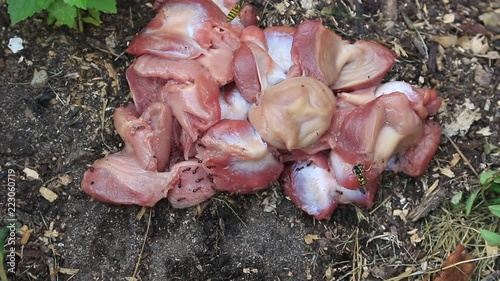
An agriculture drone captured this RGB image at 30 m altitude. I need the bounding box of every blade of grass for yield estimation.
[465,189,480,215]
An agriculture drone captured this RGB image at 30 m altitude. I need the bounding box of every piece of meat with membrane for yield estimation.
[331,40,397,91]
[387,120,442,177]
[81,151,175,206]
[290,20,396,91]
[290,20,350,87]
[264,26,295,75]
[329,92,424,188]
[249,77,336,150]
[161,74,221,141]
[113,102,173,172]
[196,119,284,194]
[127,0,241,60]
[338,81,442,119]
[167,160,217,208]
[219,83,252,120]
[374,81,441,119]
[126,66,166,114]
[281,154,377,220]
[233,37,287,102]
[232,26,294,103]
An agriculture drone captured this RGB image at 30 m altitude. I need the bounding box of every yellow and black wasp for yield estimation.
[227,0,244,22]
[352,164,369,193]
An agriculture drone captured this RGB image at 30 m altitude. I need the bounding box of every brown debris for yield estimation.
[433,244,476,281]
[408,187,446,222]
[381,0,398,21]
[474,64,492,87]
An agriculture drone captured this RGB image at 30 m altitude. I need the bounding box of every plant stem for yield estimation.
[0,266,9,281]
[77,8,83,32]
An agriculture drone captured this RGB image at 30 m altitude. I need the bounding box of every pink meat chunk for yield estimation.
[219,83,252,120]
[281,154,377,220]
[330,92,424,188]
[338,81,442,119]
[291,20,397,91]
[127,0,240,60]
[196,120,284,194]
[167,160,217,208]
[387,120,442,177]
[81,152,174,207]
[161,74,221,141]
[114,102,173,172]
[125,66,165,114]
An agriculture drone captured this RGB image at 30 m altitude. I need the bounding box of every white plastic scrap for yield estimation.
[8,37,24,53]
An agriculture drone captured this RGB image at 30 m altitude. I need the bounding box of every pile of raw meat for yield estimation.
[81,0,442,220]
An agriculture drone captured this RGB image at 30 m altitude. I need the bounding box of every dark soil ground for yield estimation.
[0,0,498,280]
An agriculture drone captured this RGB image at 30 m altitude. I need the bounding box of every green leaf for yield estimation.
[465,189,480,215]
[87,0,116,13]
[479,229,500,246]
[7,0,54,25]
[480,170,500,185]
[490,183,500,193]
[0,227,8,281]
[47,0,77,28]
[82,16,100,26]
[89,7,101,18]
[0,226,8,263]
[480,171,496,185]
[488,205,500,217]
[484,143,500,155]
[64,0,87,9]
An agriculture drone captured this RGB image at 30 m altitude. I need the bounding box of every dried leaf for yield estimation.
[469,35,489,55]
[44,229,59,238]
[479,11,500,33]
[433,245,475,281]
[325,266,333,278]
[457,35,490,55]
[39,187,58,202]
[484,243,498,256]
[443,13,455,24]
[392,41,408,57]
[450,154,460,167]
[476,126,492,136]
[432,35,457,48]
[443,108,481,137]
[20,225,32,245]
[393,209,408,222]
[304,234,319,244]
[474,64,492,87]
[23,167,39,180]
[58,174,73,186]
[59,268,80,275]
[439,167,455,178]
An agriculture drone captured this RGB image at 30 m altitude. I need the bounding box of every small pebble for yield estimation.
[8,37,24,53]
[31,69,48,88]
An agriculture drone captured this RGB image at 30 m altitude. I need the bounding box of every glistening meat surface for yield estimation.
[81,0,442,220]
